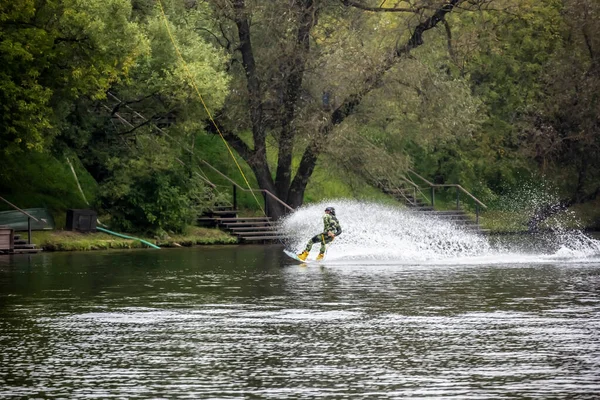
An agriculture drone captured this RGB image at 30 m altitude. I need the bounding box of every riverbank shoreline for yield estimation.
[5,226,598,254]
[15,227,238,252]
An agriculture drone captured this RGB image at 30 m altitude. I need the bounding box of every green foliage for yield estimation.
[79,1,231,234]
[0,0,146,154]
[0,0,232,234]
[3,0,600,233]
[516,0,600,201]
[115,0,230,120]
[394,0,568,206]
[453,0,564,117]
[193,126,396,213]
[303,154,398,205]
[425,0,564,195]
[97,141,215,233]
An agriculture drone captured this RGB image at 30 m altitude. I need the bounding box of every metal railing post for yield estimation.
[407,170,487,222]
[0,197,46,246]
[456,187,460,210]
[232,184,237,210]
[201,161,293,214]
[475,204,480,224]
[264,192,268,216]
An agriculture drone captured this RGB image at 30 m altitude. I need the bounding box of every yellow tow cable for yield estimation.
[157,0,265,215]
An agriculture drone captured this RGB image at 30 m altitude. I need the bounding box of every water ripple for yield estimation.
[1,247,599,398]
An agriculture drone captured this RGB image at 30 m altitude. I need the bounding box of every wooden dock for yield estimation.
[0,227,42,254]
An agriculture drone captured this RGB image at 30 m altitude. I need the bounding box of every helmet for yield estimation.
[325,206,335,215]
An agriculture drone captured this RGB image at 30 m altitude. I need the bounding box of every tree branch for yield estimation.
[195,26,228,49]
[108,92,159,115]
[341,0,429,13]
[290,0,463,194]
[115,116,155,135]
[582,28,598,76]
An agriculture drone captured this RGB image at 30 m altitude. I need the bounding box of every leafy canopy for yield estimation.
[0,0,146,153]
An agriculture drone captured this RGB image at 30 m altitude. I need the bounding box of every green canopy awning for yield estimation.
[0,208,54,231]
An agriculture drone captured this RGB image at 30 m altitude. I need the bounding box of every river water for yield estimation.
[1,243,599,399]
[2,201,600,398]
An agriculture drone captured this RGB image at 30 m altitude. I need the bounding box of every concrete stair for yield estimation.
[198,208,286,243]
[220,216,286,243]
[387,188,488,234]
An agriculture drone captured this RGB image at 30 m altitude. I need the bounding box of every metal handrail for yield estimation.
[407,170,487,208]
[408,169,435,186]
[105,93,293,216]
[0,196,43,244]
[447,184,487,209]
[398,175,433,207]
[0,197,40,222]
[201,161,294,212]
[406,169,487,224]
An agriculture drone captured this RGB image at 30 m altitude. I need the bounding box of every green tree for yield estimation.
[0,0,232,233]
[0,0,145,153]
[519,0,600,203]
[96,136,213,233]
[413,0,565,197]
[64,0,231,232]
[198,0,490,219]
[444,0,600,207]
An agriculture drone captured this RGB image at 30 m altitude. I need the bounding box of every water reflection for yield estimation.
[1,245,599,399]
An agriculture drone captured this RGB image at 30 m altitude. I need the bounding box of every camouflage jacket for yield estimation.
[323,213,342,236]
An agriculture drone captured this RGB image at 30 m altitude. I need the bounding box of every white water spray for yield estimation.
[280,200,600,264]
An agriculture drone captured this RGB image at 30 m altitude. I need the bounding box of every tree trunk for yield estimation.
[285,0,463,209]
[275,0,315,202]
[217,0,464,220]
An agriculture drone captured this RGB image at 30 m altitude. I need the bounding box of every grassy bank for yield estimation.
[25,226,237,252]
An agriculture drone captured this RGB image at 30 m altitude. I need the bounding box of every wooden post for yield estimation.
[0,227,14,252]
[431,187,435,208]
[476,204,480,225]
